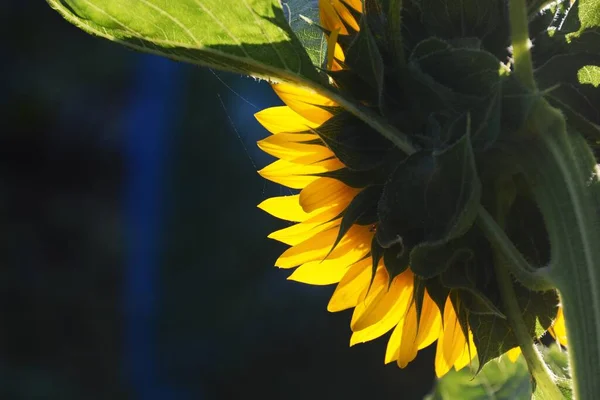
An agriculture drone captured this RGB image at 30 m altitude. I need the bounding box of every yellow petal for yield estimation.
[332,0,359,31]
[254,106,318,134]
[319,0,349,35]
[342,0,362,13]
[331,42,346,71]
[276,224,372,268]
[271,83,336,125]
[435,327,452,377]
[453,330,476,371]
[268,218,340,246]
[352,269,412,331]
[416,291,443,350]
[326,29,341,71]
[397,303,419,368]
[507,346,522,363]
[258,158,344,189]
[350,271,414,346]
[328,258,372,312]
[551,307,569,347]
[257,134,334,164]
[442,297,467,368]
[258,195,309,222]
[288,249,365,285]
[300,177,360,213]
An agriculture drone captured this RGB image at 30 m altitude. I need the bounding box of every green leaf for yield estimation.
[283,0,327,68]
[468,285,558,369]
[47,0,321,82]
[425,352,532,400]
[570,0,600,34]
[535,52,600,143]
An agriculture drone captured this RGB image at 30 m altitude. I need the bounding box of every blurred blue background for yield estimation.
[1,2,435,399]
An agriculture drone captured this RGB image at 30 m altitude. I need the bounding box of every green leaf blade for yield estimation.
[48,0,321,81]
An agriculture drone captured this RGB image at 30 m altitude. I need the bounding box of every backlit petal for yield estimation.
[258,195,309,222]
[288,249,366,285]
[276,224,372,268]
[257,134,334,164]
[416,292,443,350]
[552,307,568,346]
[442,297,467,368]
[300,177,360,213]
[328,258,372,311]
[259,159,344,189]
[350,272,414,346]
[507,346,521,363]
[271,83,336,125]
[255,106,317,134]
[268,218,340,246]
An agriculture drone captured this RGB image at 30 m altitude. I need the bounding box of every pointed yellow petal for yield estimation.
[258,195,308,222]
[385,319,405,364]
[254,106,318,134]
[352,269,413,331]
[328,258,372,312]
[276,224,372,268]
[271,83,336,125]
[442,298,467,367]
[416,291,443,350]
[341,0,362,12]
[300,178,360,213]
[332,42,346,71]
[350,272,414,346]
[551,307,569,346]
[257,134,334,164]
[326,29,341,71]
[397,303,420,368]
[332,0,359,31]
[268,218,340,246]
[288,249,365,285]
[258,159,344,189]
[453,330,476,371]
[435,329,452,378]
[507,346,522,363]
[319,0,349,35]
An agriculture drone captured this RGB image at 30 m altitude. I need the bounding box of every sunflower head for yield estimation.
[256,0,568,377]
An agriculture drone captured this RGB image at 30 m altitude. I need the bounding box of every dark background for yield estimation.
[1,2,435,399]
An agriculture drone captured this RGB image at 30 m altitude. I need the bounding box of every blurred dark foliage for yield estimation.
[1,1,435,399]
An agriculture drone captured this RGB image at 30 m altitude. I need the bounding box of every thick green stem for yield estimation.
[509,0,536,90]
[514,101,600,400]
[493,249,564,400]
[388,0,405,69]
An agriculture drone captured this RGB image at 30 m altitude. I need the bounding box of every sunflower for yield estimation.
[255,0,567,377]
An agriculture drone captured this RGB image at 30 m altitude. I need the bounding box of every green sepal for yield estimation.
[327,185,382,255]
[378,132,481,278]
[383,242,410,281]
[344,14,386,108]
[311,113,393,171]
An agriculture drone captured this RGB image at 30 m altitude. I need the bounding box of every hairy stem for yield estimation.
[514,100,600,399]
[493,250,564,400]
[509,0,536,89]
